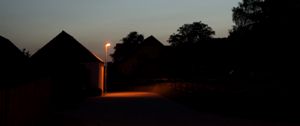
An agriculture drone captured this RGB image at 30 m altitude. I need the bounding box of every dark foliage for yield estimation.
[168,21,215,47]
[229,0,300,96]
[111,31,144,63]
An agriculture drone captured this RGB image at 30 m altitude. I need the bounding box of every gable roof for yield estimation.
[0,36,26,63]
[31,31,103,63]
[141,35,164,47]
[1,36,28,88]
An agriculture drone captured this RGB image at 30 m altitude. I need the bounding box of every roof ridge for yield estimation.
[31,31,103,63]
[142,35,164,46]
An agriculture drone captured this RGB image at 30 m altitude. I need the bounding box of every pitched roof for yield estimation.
[1,36,28,88]
[0,36,26,63]
[31,31,103,63]
[141,35,164,47]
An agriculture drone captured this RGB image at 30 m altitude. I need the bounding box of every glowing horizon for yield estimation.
[0,0,241,60]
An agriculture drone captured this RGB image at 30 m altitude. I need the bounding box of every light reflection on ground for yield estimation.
[103,92,160,98]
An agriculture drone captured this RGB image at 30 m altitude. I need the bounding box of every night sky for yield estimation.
[0,0,240,60]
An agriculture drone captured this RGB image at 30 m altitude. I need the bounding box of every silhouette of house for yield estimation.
[31,31,104,97]
[0,36,27,87]
[116,36,166,81]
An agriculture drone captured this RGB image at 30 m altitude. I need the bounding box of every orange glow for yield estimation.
[127,83,173,95]
[103,92,159,98]
[99,64,105,95]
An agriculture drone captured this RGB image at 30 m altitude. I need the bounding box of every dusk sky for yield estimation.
[0,0,240,60]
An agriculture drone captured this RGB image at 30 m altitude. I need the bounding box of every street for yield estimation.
[47,92,298,126]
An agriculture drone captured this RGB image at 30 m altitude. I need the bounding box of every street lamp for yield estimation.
[104,42,111,94]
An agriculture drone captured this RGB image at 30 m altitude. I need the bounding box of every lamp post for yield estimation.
[104,42,111,94]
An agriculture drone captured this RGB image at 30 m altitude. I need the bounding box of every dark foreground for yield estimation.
[42,92,298,126]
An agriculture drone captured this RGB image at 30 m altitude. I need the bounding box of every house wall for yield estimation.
[84,62,104,95]
[0,78,52,126]
[99,63,104,94]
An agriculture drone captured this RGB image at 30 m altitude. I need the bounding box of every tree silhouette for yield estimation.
[230,0,300,39]
[230,0,266,38]
[121,31,144,45]
[111,31,144,63]
[228,0,300,96]
[168,21,215,47]
[232,0,265,27]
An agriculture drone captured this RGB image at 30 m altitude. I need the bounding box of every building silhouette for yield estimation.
[0,36,27,87]
[31,31,104,99]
